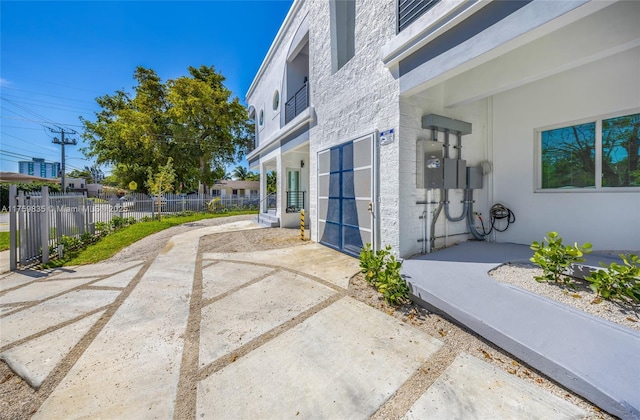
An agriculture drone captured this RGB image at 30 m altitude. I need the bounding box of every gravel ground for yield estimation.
[490,263,639,332]
[0,219,616,419]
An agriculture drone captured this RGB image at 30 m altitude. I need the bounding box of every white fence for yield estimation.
[8,186,259,270]
[8,185,94,269]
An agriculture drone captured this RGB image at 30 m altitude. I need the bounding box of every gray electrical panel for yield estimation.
[443,158,467,189]
[457,159,467,189]
[424,141,443,189]
[422,141,469,190]
[467,166,483,189]
[443,158,457,189]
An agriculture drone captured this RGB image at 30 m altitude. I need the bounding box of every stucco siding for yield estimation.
[491,47,640,250]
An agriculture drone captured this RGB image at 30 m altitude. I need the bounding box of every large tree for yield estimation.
[232,165,250,180]
[81,66,251,193]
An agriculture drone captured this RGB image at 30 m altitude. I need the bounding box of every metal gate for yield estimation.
[318,133,374,257]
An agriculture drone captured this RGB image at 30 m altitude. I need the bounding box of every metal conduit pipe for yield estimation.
[444,189,467,222]
[466,188,486,240]
[430,189,444,251]
[443,131,467,222]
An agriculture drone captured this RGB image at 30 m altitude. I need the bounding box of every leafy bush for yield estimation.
[359,244,409,306]
[208,197,222,212]
[0,182,62,208]
[58,235,83,252]
[530,231,592,286]
[585,254,640,303]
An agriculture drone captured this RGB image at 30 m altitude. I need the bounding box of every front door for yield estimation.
[287,169,300,210]
[318,134,374,257]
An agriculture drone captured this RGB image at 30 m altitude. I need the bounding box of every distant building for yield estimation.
[63,177,87,193]
[210,180,259,198]
[18,158,60,179]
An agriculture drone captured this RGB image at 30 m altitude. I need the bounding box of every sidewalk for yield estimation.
[0,250,9,276]
[403,241,640,420]
[2,222,590,418]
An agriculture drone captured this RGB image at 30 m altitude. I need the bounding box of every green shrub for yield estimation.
[359,243,386,286]
[58,235,83,252]
[110,216,127,229]
[530,231,591,286]
[359,243,409,306]
[585,254,640,303]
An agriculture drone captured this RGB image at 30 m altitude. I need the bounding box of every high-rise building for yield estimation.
[18,158,60,179]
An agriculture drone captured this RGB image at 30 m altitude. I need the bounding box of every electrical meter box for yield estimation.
[423,141,443,189]
[422,142,468,189]
[467,166,483,189]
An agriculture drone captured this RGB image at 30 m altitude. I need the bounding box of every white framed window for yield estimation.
[272,90,280,112]
[536,109,640,191]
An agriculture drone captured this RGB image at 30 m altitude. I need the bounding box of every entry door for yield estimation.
[318,134,373,257]
[287,170,300,209]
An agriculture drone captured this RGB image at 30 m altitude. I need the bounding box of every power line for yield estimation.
[1,136,59,155]
[1,125,46,131]
[1,98,59,126]
[0,150,33,159]
[0,115,84,128]
[1,86,99,105]
[1,94,96,113]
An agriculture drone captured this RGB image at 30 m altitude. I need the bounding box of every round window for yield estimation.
[273,90,280,111]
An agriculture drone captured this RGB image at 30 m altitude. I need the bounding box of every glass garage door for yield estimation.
[318,134,373,257]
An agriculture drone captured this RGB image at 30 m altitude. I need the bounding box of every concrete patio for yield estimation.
[1,221,592,418]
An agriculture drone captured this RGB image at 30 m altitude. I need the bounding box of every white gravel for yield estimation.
[489,263,640,332]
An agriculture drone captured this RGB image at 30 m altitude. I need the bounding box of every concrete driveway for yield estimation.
[0,220,587,418]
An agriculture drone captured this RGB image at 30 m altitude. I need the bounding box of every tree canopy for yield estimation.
[81,65,252,193]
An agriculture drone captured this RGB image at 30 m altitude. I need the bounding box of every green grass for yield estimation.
[0,232,9,251]
[63,210,256,266]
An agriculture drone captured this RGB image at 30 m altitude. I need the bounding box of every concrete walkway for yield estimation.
[2,221,588,418]
[404,241,640,420]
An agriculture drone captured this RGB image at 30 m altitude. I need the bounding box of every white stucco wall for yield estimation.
[246,3,310,149]
[308,0,400,251]
[398,91,492,257]
[490,47,640,250]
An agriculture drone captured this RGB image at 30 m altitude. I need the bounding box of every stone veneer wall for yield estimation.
[308,0,401,253]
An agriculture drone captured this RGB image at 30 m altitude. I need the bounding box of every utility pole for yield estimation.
[50,127,77,193]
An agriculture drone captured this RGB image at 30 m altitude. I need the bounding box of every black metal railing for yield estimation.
[286,191,306,213]
[285,82,309,124]
[259,192,277,213]
[398,0,440,33]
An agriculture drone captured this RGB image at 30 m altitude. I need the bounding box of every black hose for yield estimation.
[477,203,516,235]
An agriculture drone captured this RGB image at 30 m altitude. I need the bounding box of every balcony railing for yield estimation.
[286,191,306,213]
[285,82,309,125]
[398,0,440,33]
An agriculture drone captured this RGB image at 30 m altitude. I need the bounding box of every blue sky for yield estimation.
[0,0,293,176]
